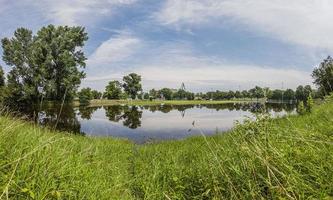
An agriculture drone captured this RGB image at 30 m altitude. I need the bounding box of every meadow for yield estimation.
[0,96,332,199]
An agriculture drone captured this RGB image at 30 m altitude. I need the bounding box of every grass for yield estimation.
[0,97,333,199]
[73,99,260,107]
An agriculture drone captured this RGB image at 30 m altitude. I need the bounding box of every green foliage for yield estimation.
[271,89,283,100]
[123,73,142,99]
[77,87,93,105]
[159,88,174,100]
[0,100,332,199]
[312,56,333,95]
[297,101,306,115]
[91,90,102,99]
[306,95,314,112]
[143,92,149,100]
[149,89,158,99]
[1,25,88,106]
[249,86,265,100]
[284,88,295,100]
[0,66,5,87]
[104,80,123,99]
[0,66,5,102]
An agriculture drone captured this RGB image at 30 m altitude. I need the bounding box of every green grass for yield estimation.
[1,97,333,199]
[75,99,260,107]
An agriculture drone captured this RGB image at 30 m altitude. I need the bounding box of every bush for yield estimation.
[297,101,306,115]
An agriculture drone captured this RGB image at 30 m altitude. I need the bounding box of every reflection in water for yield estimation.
[30,103,296,143]
[78,106,101,120]
[122,106,143,129]
[105,106,143,128]
[37,105,82,135]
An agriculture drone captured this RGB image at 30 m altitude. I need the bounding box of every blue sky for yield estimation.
[0,0,332,92]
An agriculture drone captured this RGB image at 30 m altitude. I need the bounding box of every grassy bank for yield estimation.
[74,99,260,107]
[0,97,332,199]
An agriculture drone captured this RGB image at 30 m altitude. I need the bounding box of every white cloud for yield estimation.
[88,33,141,65]
[137,65,311,91]
[28,0,137,25]
[85,32,142,77]
[156,0,333,50]
[83,40,313,91]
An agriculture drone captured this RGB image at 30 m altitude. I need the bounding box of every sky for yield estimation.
[0,0,332,92]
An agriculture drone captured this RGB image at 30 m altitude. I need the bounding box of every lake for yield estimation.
[36,102,296,143]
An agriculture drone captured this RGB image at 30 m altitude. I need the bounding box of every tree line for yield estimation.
[0,25,332,109]
[78,79,317,104]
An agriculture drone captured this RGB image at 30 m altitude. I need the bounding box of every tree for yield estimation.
[174,89,187,100]
[0,66,5,87]
[284,89,295,101]
[1,25,88,106]
[304,85,312,99]
[270,89,283,100]
[186,92,195,100]
[91,90,102,99]
[295,85,305,102]
[263,87,272,99]
[235,91,242,99]
[143,92,149,100]
[0,66,6,102]
[249,86,264,100]
[104,81,122,99]
[122,73,142,99]
[77,87,93,105]
[159,88,173,100]
[241,90,250,99]
[312,56,333,95]
[149,89,158,99]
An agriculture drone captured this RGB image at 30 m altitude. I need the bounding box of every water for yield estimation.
[36,103,296,143]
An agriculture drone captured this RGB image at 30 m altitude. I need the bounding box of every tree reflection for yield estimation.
[26,102,297,136]
[122,106,142,129]
[104,106,123,122]
[78,106,100,120]
[104,105,143,129]
[37,104,82,135]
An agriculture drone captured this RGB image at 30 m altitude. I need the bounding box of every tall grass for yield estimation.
[0,116,133,199]
[0,97,332,199]
[131,99,333,199]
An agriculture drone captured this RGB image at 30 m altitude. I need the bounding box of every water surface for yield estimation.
[37,103,296,143]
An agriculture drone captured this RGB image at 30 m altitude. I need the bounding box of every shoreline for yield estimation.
[74,99,264,107]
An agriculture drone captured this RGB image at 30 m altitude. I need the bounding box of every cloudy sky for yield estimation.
[0,0,332,92]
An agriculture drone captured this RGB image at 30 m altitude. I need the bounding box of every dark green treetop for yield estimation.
[122,73,142,99]
[1,25,88,106]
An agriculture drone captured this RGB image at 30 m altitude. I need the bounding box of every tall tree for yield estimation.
[104,81,122,99]
[33,25,88,101]
[122,73,142,99]
[91,90,102,99]
[0,65,5,87]
[149,89,158,99]
[1,25,88,106]
[0,66,5,102]
[77,87,93,105]
[304,85,313,98]
[249,86,264,100]
[312,56,333,95]
[159,88,173,100]
[284,89,295,100]
[1,28,37,105]
[295,85,305,101]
